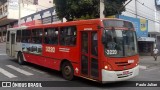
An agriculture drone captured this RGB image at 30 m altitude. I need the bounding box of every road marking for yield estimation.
[0,54,7,55]
[0,67,17,78]
[6,65,33,76]
[139,65,147,69]
[22,66,45,74]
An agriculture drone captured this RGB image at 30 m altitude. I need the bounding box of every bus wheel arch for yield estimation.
[17,52,25,65]
[60,60,74,80]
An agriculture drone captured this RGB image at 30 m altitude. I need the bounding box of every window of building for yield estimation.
[7,31,10,42]
[0,8,2,15]
[31,29,43,44]
[33,0,38,5]
[22,30,31,43]
[16,30,21,42]
[60,26,77,46]
[4,5,7,12]
[3,31,6,36]
[44,28,58,45]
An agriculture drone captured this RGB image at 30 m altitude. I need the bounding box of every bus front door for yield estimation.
[81,31,99,80]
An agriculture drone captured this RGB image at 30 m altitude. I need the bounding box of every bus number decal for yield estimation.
[106,50,117,55]
[46,46,55,53]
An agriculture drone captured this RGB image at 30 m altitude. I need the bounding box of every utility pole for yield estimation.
[100,0,105,18]
[135,0,137,18]
[18,0,21,27]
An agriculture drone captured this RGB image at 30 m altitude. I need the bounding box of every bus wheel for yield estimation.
[62,62,74,80]
[18,53,25,65]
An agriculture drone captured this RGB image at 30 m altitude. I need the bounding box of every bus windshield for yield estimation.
[103,29,138,57]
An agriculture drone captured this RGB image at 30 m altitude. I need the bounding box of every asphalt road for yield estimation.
[0,43,160,90]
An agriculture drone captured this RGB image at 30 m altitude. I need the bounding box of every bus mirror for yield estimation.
[102,36,107,44]
[97,25,103,29]
[102,29,107,44]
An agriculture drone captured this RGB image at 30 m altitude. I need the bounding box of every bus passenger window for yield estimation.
[91,32,98,56]
[7,31,10,42]
[31,29,43,44]
[60,26,77,46]
[44,28,58,45]
[22,30,31,43]
[16,30,21,42]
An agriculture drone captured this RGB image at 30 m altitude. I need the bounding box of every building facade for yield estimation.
[121,0,160,55]
[100,0,160,55]
[0,0,53,42]
[20,7,61,26]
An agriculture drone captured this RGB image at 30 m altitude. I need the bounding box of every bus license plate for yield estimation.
[123,71,129,75]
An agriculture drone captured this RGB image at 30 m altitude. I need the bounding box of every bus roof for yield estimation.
[7,18,132,30]
[7,26,28,31]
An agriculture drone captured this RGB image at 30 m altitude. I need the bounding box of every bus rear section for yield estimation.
[6,27,24,59]
[6,30,17,57]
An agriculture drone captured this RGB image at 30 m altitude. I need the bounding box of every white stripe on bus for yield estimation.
[0,67,17,78]
[6,65,33,76]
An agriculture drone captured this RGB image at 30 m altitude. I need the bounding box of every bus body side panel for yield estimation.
[23,53,42,64]
[6,31,11,57]
[10,31,16,57]
[23,52,61,70]
[22,44,80,72]
[41,44,61,70]
[6,42,10,56]
[42,44,80,71]
[14,43,22,59]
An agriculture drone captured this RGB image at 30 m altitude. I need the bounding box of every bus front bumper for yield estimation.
[102,65,139,83]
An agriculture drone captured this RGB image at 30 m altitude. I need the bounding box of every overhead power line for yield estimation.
[125,9,160,24]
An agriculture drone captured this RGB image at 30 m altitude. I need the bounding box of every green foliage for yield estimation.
[54,0,99,21]
[54,0,127,21]
[103,0,127,16]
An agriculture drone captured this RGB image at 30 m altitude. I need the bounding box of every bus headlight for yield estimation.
[104,62,112,70]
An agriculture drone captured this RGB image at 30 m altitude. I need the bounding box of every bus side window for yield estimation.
[60,26,77,46]
[16,30,21,42]
[22,30,31,43]
[44,28,58,45]
[7,31,10,42]
[31,29,43,44]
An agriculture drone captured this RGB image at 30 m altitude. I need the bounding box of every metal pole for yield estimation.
[18,0,21,27]
[100,0,105,18]
[135,0,137,18]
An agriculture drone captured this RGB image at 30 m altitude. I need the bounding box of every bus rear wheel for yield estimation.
[18,53,25,65]
[62,62,74,80]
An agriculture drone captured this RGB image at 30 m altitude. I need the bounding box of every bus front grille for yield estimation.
[115,62,131,67]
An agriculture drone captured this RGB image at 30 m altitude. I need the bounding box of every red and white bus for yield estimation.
[6,18,139,83]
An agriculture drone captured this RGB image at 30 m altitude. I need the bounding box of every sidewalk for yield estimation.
[139,56,160,68]
[0,42,6,54]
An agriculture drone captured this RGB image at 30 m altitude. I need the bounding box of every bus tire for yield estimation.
[18,53,25,65]
[62,62,74,80]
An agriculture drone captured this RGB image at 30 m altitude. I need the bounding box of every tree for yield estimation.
[54,0,127,21]
[54,0,99,21]
[103,0,127,16]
